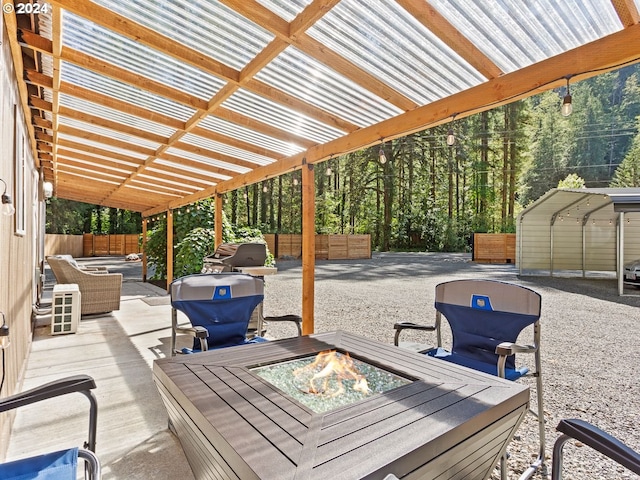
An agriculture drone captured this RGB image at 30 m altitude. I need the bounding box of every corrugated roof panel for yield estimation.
[255,46,402,127]
[57,131,149,160]
[428,0,622,72]
[62,12,225,101]
[255,0,313,21]
[165,147,252,174]
[59,117,162,150]
[136,173,202,192]
[307,0,486,106]
[199,116,306,157]
[57,145,141,168]
[58,94,177,138]
[152,160,231,182]
[91,0,274,71]
[223,89,345,144]
[60,62,196,121]
[182,134,276,166]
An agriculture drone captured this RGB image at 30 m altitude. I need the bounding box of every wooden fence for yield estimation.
[46,233,370,260]
[472,233,516,264]
[264,234,371,260]
[45,234,141,257]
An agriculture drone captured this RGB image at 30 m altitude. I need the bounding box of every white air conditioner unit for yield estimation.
[51,284,81,335]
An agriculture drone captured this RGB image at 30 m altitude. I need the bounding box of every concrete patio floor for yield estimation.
[6,268,195,479]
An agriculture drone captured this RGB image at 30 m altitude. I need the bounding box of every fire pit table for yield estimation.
[153,331,529,480]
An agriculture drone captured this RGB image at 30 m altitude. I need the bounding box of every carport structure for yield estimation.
[517,188,640,295]
[4,0,640,332]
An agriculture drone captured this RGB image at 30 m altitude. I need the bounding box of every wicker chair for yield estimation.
[47,255,122,315]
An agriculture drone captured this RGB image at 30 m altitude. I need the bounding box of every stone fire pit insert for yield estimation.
[153,331,529,480]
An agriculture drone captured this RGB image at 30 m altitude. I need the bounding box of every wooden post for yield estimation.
[142,218,147,282]
[215,193,223,248]
[166,210,174,292]
[301,162,315,335]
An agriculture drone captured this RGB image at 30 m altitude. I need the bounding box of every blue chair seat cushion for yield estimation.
[426,347,528,381]
[0,447,78,480]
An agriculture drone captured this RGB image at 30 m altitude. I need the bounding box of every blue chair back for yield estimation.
[171,273,264,350]
[434,279,541,374]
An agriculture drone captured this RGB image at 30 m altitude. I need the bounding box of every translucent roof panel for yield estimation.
[428,0,623,73]
[165,147,252,174]
[60,62,196,121]
[57,132,149,160]
[255,0,314,22]
[255,46,402,128]
[307,0,486,106]
[58,94,177,138]
[222,89,345,144]
[91,0,274,71]
[145,165,220,184]
[62,12,225,101]
[153,159,232,181]
[199,116,306,157]
[59,117,162,151]
[182,134,276,166]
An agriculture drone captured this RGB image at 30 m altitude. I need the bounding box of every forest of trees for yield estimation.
[48,64,640,254]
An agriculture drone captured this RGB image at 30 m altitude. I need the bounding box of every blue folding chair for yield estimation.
[394,279,545,480]
[551,418,640,479]
[170,272,301,354]
[0,375,100,479]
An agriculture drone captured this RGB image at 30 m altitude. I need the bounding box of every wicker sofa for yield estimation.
[47,255,122,315]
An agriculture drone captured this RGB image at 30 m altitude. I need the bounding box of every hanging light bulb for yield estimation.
[446,128,456,146]
[325,167,332,176]
[379,144,387,164]
[293,177,299,186]
[561,76,572,117]
[263,184,268,193]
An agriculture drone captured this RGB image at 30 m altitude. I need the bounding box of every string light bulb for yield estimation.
[446,128,456,146]
[561,76,572,117]
[447,114,457,146]
[378,143,387,164]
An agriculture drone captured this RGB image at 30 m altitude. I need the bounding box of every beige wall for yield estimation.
[0,16,43,457]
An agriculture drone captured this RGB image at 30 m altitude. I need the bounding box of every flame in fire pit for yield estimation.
[293,350,371,397]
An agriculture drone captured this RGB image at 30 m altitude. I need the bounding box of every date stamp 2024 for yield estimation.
[3,2,51,15]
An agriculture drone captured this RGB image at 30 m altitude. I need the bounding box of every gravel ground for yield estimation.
[260,252,640,480]
[65,253,639,479]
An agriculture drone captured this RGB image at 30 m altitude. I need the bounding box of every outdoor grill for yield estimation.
[153,331,529,480]
[201,243,267,273]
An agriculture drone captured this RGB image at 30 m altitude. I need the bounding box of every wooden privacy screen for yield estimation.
[83,234,140,256]
[473,233,516,264]
[264,234,371,260]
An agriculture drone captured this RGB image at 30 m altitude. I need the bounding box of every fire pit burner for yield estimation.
[251,350,412,413]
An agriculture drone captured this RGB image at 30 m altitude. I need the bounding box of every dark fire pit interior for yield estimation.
[154,331,529,480]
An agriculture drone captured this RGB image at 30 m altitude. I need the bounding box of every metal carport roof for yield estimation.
[517,188,640,295]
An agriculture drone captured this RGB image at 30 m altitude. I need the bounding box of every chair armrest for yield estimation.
[82,266,109,272]
[175,325,208,339]
[0,375,96,413]
[495,342,537,356]
[556,419,640,475]
[393,322,437,346]
[264,315,302,336]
